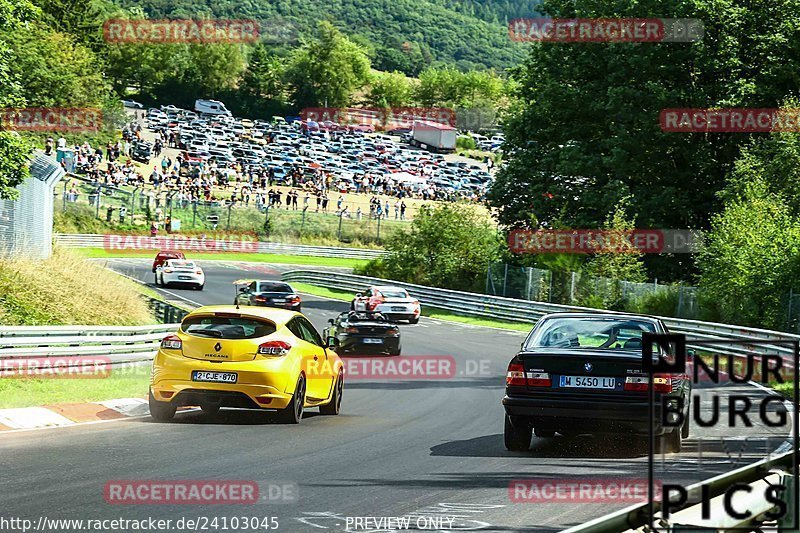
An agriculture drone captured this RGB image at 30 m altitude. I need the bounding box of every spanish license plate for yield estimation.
[192,371,237,383]
[363,338,383,344]
[559,376,615,389]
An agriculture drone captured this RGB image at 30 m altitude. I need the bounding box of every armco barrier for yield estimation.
[281,269,800,362]
[54,233,387,260]
[0,323,179,366]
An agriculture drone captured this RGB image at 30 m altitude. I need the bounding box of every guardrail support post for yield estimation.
[778,473,797,530]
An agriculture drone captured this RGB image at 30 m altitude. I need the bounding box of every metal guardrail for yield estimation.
[560,451,795,532]
[54,233,387,259]
[148,298,190,324]
[281,270,800,362]
[0,323,179,366]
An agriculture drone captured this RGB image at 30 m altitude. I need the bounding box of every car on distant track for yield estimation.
[351,286,421,324]
[502,313,691,453]
[323,311,401,356]
[151,250,185,277]
[122,99,144,109]
[155,259,205,290]
[149,306,344,423]
[234,280,302,311]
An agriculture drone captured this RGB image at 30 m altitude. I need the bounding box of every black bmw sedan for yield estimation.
[502,313,691,453]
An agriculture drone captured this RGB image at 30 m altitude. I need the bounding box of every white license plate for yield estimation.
[559,376,615,389]
[271,299,286,303]
[363,338,383,344]
[391,306,406,312]
[178,276,192,280]
[192,371,237,383]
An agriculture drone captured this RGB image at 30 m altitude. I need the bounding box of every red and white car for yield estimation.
[351,286,420,324]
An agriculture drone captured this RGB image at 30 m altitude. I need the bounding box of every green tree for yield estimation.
[365,71,413,108]
[489,0,800,281]
[378,204,501,291]
[698,178,800,329]
[0,0,39,199]
[284,21,371,109]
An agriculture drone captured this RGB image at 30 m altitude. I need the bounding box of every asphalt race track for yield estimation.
[0,259,791,532]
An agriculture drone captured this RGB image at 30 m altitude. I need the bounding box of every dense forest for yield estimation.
[115,0,534,73]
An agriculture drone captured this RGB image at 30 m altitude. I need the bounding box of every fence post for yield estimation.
[503,264,508,297]
[376,215,381,242]
[570,272,576,304]
[62,181,68,212]
[226,203,232,231]
[338,212,344,241]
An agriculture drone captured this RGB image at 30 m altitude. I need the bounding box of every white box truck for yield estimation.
[410,120,457,153]
[195,99,232,117]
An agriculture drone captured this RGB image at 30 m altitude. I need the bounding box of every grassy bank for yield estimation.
[0,365,150,409]
[75,247,368,269]
[290,282,531,332]
[0,248,153,326]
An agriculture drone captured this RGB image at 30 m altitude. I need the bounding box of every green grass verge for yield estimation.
[74,247,368,269]
[291,282,531,332]
[0,365,149,409]
[772,381,793,398]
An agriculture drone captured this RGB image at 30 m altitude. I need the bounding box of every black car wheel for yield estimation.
[657,428,682,454]
[534,427,555,438]
[148,389,176,422]
[681,414,690,439]
[276,376,305,424]
[409,317,419,324]
[389,346,401,356]
[319,371,343,415]
[504,414,532,451]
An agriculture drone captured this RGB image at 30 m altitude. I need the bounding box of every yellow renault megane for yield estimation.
[149,306,344,424]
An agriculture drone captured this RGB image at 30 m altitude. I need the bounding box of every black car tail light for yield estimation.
[506,362,526,386]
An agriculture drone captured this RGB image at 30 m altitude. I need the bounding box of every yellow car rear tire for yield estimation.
[149,389,176,422]
[319,372,343,415]
[276,376,305,424]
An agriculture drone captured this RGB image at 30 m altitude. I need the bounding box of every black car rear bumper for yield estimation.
[503,394,678,435]
[337,336,401,355]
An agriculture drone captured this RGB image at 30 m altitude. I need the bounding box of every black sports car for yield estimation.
[502,313,691,453]
[323,311,401,356]
[234,280,301,311]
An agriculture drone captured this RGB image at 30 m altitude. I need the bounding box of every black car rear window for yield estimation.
[258,282,292,293]
[525,317,658,351]
[181,315,276,339]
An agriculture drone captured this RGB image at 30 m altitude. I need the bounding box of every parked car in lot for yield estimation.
[149,306,344,423]
[151,250,185,277]
[131,141,153,163]
[351,286,421,324]
[155,259,205,290]
[324,311,401,356]
[502,313,691,453]
[234,280,301,311]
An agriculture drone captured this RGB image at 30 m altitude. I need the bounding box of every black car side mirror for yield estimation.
[326,336,339,348]
[355,293,362,298]
[328,318,335,325]
[239,287,248,292]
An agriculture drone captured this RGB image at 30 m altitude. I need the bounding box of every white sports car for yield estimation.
[156,259,205,290]
[351,286,421,324]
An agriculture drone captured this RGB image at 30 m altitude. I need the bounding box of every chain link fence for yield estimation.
[486,262,700,319]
